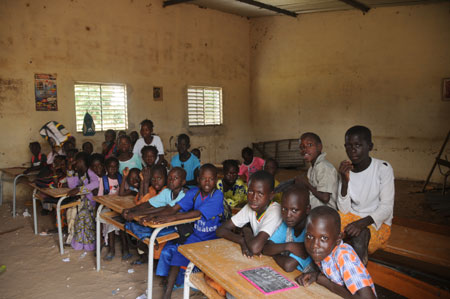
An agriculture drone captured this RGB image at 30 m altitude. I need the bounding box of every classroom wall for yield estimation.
[0,0,250,202]
[249,3,450,181]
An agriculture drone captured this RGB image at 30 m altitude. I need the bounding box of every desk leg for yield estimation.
[183,262,195,299]
[13,174,25,218]
[32,189,38,235]
[147,227,163,299]
[56,196,67,255]
[96,204,104,272]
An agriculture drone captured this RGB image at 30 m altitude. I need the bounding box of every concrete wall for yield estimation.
[249,3,450,181]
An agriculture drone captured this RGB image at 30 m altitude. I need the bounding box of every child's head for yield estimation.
[66,148,79,167]
[82,141,94,155]
[305,206,342,263]
[140,119,154,139]
[53,155,67,173]
[176,134,190,155]
[281,185,310,228]
[105,157,119,177]
[118,130,126,138]
[141,146,158,167]
[300,132,322,164]
[198,164,218,194]
[89,153,105,177]
[247,170,274,213]
[241,147,253,164]
[118,135,132,154]
[150,165,167,192]
[263,158,278,177]
[191,148,201,160]
[105,129,116,143]
[63,139,75,153]
[130,131,139,145]
[222,159,240,186]
[344,126,373,165]
[29,142,41,156]
[127,168,141,189]
[74,151,90,174]
[168,167,186,191]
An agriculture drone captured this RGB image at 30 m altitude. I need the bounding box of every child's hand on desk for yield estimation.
[296,271,319,287]
[338,160,353,183]
[139,215,156,225]
[151,215,177,224]
[122,208,133,221]
[67,187,80,197]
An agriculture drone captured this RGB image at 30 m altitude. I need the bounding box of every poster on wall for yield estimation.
[35,73,58,111]
[153,86,163,101]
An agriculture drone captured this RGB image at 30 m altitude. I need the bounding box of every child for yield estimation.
[89,153,105,179]
[24,142,47,174]
[295,132,338,210]
[239,147,265,183]
[216,159,247,218]
[216,170,282,257]
[264,158,282,203]
[117,135,142,175]
[102,129,117,158]
[141,145,158,168]
[262,185,313,273]
[171,134,201,188]
[141,164,223,299]
[338,125,394,264]
[296,206,376,298]
[40,155,69,214]
[66,152,99,250]
[135,164,167,205]
[82,141,94,156]
[46,143,64,167]
[119,167,141,196]
[191,148,201,161]
[130,131,139,148]
[133,119,165,164]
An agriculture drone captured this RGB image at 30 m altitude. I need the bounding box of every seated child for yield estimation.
[171,134,201,188]
[296,132,338,210]
[82,141,94,156]
[239,147,265,184]
[141,164,223,299]
[141,145,158,168]
[129,131,139,148]
[262,185,313,273]
[216,159,247,218]
[296,206,376,298]
[133,119,165,164]
[40,155,69,214]
[135,164,167,205]
[46,143,64,167]
[118,135,142,175]
[89,153,105,181]
[24,142,47,174]
[338,126,394,264]
[191,148,201,161]
[264,158,282,203]
[217,170,282,257]
[119,167,141,196]
[102,129,117,158]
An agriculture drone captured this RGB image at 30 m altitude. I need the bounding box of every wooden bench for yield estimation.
[189,272,225,299]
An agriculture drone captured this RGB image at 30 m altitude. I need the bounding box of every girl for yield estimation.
[102,129,117,158]
[117,135,142,175]
[216,159,247,219]
[133,119,166,165]
[119,167,141,197]
[66,152,99,251]
[170,134,200,188]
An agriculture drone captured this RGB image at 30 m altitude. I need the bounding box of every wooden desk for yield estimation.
[0,167,37,217]
[93,195,200,299]
[179,238,339,299]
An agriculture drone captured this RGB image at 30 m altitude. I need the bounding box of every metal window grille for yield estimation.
[74,83,128,132]
[187,86,223,126]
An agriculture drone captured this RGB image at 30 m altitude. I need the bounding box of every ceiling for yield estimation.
[163,0,440,17]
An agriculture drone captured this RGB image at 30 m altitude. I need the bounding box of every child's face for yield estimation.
[305,216,341,263]
[143,150,157,167]
[74,158,87,174]
[151,170,166,192]
[223,165,238,186]
[300,137,322,163]
[91,160,104,177]
[140,124,153,139]
[176,138,189,155]
[82,143,93,155]
[130,131,139,144]
[167,170,185,191]
[281,193,309,228]
[344,134,372,165]
[242,152,253,165]
[53,158,66,173]
[105,131,115,143]
[106,161,119,177]
[247,179,273,214]
[263,161,277,176]
[118,138,131,153]
[128,172,140,189]
[198,169,217,194]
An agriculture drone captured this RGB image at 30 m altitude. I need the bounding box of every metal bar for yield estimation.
[237,0,297,17]
[57,196,67,255]
[337,0,370,13]
[96,204,104,272]
[33,189,38,235]
[163,0,194,7]
[13,174,25,218]
[148,227,164,299]
[183,262,195,299]
[423,130,450,192]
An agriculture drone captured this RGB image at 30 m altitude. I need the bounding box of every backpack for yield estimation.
[39,121,70,146]
[82,112,95,136]
[102,174,123,195]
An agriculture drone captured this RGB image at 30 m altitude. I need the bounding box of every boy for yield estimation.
[239,147,265,184]
[82,141,94,156]
[141,164,223,299]
[262,185,313,273]
[171,134,201,188]
[295,132,338,210]
[216,170,282,257]
[338,126,394,264]
[133,119,166,165]
[24,142,47,174]
[297,206,376,298]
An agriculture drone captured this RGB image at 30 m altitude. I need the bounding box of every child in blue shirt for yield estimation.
[262,185,314,273]
[171,134,201,188]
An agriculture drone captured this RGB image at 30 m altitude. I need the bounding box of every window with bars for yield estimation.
[74,83,128,132]
[187,86,223,126]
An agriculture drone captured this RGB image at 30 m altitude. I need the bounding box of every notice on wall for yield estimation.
[35,73,58,111]
[238,266,298,295]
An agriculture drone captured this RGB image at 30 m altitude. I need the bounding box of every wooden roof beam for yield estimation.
[236,0,298,18]
[338,0,370,13]
[163,0,194,7]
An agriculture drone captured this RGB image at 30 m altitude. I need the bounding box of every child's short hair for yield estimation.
[242,147,253,157]
[75,151,90,166]
[171,167,187,180]
[89,153,105,166]
[140,119,154,129]
[118,134,132,144]
[345,126,372,143]
[141,145,158,157]
[82,141,93,148]
[129,168,141,177]
[105,156,119,168]
[300,132,322,145]
[105,129,116,140]
[199,163,218,177]
[29,141,41,150]
[249,170,274,191]
[151,164,167,180]
[222,159,239,172]
[282,185,310,206]
[66,148,79,158]
[264,157,278,168]
[307,206,341,235]
[177,133,190,144]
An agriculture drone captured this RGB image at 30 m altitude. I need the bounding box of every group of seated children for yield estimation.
[26,123,392,298]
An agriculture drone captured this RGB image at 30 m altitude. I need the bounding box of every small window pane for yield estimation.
[187,86,223,126]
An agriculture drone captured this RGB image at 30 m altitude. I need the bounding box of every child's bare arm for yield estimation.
[316,273,376,298]
[242,227,270,255]
[152,209,201,224]
[119,168,130,196]
[216,220,251,256]
[263,241,308,259]
[273,255,300,272]
[295,175,331,204]
[139,204,182,224]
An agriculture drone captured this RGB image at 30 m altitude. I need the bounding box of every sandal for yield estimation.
[122,253,133,260]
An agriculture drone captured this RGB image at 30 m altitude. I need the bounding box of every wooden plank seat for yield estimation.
[189,272,225,299]
[33,189,81,209]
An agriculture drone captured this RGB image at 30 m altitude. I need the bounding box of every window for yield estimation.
[187,86,223,126]
[74,83,128,132]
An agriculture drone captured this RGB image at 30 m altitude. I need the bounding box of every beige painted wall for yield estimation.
[250,3,450,181]
[0,0,251,202]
